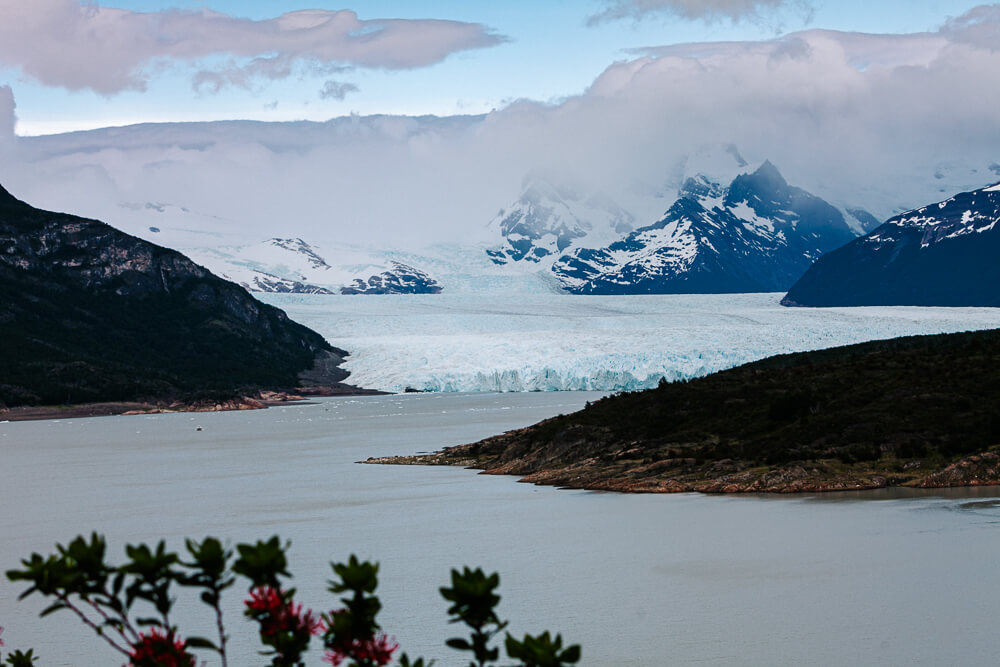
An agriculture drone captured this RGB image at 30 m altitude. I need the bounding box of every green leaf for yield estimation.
[184,636,219,650]
[5,648,39,666]
[233,536,290,589]
[39,602,66,617]
[446,638,472,651]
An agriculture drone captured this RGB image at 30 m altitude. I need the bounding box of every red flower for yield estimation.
[323,649,346,667]
[245,586,322,637]
[323,632,398,666]
[246,586,285,620]
[0,624,5,647]
[129,628,196,667]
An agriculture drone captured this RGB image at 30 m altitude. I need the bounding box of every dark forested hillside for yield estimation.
[0,183,340,407]
[375,329,1000,493]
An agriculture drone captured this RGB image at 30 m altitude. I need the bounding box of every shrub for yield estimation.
[4,534,580,667]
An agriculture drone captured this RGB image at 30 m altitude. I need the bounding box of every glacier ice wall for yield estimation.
[261,293,1000,393]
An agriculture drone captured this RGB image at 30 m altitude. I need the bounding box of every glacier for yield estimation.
[260,292,1000,393]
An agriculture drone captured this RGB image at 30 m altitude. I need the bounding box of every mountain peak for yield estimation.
[554,163,857,295]
[752,160,787,187]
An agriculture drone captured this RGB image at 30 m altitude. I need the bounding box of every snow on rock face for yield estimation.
[783,181,1000,307]
[553,162,858,295]
[187,237,339,294]
[262,292,1000,394]
[485,175,634,266]
[248,272,334,295]
[340,261,443,295]
[843,207,882,234]
[267,238,331,270]
[181,235,443,295]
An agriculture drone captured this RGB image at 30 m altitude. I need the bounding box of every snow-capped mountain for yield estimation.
[552,161,859,294]
[485,175,634,266]
[186,237,338,294]
[341,261,443,295]
[782,182,1000,306]
[170,236,442,295]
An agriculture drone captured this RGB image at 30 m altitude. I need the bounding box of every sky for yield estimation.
[0,0,993,135]
[0,0,998,252]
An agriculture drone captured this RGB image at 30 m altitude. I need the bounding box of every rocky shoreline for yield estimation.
[363,447,1000,494]
[0,386,386,422]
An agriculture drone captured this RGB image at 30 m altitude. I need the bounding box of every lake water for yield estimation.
[3,392,1000,666]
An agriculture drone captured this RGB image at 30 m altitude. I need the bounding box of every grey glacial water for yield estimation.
[3,392,1000,666]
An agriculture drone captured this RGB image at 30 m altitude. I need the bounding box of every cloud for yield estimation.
[940,3,1000,48]
[4,6,1000,252]
[0,0,507,95]
[192,55,296,94]
[588,0,812,25]
[319,80,360,101]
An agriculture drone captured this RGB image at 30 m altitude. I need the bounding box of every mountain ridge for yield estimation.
[552,162,858,294]
[782,181,1000,306]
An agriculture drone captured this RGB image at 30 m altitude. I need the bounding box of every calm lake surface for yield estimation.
[3,392,1000,666]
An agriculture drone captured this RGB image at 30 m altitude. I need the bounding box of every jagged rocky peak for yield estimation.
[727,159,785,200]
[782,181,1000,307]
[552,161,861,295]
[725,161,853,237]
[341,261,442,295]
[486,171,635,266]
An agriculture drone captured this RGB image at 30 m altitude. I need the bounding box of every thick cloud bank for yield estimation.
[0,0,505,94]
[3,8,999,252]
